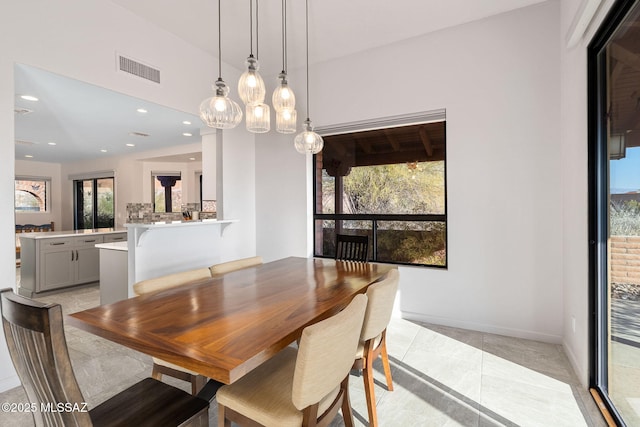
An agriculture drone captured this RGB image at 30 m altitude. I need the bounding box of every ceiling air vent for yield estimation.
[128,131,150,137]
[118,54,161,84]
[15,140,36,146]
[14,108,33,115]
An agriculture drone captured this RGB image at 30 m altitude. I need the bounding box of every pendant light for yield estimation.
[273,0,297,134]
[243,0,270,133]
[238,0,266,106]
[294,0,323,154]
[199,0,242,129]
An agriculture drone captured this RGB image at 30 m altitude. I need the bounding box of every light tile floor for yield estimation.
[0,283,606,427]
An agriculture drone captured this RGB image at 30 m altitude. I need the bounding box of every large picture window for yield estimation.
[15,177,50,212]
[314,120,447,267]
[153,172,182,213]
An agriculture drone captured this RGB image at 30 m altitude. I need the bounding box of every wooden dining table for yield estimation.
[68,256,395,385]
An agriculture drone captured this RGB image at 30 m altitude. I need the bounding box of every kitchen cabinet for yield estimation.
[19,230,126,297]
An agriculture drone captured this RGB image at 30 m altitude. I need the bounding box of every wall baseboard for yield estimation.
[0,374,21,394]
[401,310,563,344]
[562,340,589,387]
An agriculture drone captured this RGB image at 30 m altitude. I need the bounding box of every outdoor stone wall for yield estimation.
[611,236,640,283]
[610,236,640,300]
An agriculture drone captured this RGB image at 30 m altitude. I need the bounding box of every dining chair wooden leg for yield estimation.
[380,334,394,391]
[341,377,355,427]
[151,364,162,381]
[192,374,207,395]
[218,403,231,427]
[301,404,319,427]
[363,349,379,427]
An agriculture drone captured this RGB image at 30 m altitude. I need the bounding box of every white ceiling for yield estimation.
[15,0,548,164]
[14,64,202,163]
[110,0,548,73]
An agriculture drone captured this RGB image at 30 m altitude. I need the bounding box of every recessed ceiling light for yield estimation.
[183,132,192,137]
[48,142,56,146]
[137,108,148,113]
[20,95,38,102]
[100,149,108,153]
[182,120,192,125]
[126,143,135,147]
[189,157,196,161]
[24,155,33,158]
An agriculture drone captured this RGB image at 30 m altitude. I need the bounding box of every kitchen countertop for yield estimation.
[95,241,128,251]
[18,228,127,240]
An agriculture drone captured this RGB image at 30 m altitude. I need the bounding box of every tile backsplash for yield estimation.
[126,203,216,223]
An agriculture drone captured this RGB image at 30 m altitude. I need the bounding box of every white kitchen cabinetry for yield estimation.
[19,230,126,297]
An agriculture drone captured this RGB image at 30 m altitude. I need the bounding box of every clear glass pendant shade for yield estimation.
[238,56,266,106]
[272,72,296,112]
[199,79,243,129]
[276,108,297,134]
[246,103,270,133]
[294,119,323,154]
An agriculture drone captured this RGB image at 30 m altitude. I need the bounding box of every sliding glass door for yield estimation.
[74,177,114,230]
[590,1,640,425]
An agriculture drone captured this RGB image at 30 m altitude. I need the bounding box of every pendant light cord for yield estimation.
[249,0,254,56]
[218,0,222,79]
[281,0,287,73]
[305,0,310,121]
[256,0,259,60]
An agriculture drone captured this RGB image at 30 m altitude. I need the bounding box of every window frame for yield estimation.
[73,176,115,230]
[313,115,448,268]
[15,176,52,213]
[152,171,182,213]
[588,0,639,425]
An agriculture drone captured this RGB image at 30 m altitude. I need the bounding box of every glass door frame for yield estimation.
[588,0,638,425]
[73,177,115,230]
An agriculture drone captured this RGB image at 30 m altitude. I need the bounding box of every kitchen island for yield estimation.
[95,241,128,305]
[18,228,126,297]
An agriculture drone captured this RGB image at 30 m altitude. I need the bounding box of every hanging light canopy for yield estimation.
[294,0,323,154]
[273,0,297,134]
[200,0,242,129]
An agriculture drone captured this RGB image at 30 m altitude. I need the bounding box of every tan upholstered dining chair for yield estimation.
[132,267,211,296]
[353,268,399,427]
[133,267,212,395]
[209,255,263,276]
[0,289,210,427]
[216,293,368,427]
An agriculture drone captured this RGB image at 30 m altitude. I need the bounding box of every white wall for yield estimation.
[0,63,17,392]
[255,132,310,260]
[14,160,62,228]
[218,126,257,262]
[0,0,254,392]
[257,1,564,343]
